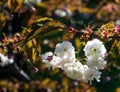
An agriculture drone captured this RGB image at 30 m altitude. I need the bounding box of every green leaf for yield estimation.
[24,20,65,43]
[42,29,65,39]
[30,17,53,31]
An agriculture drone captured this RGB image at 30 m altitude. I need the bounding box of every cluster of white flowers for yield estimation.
[42,39,107,84]
[83,39,107,69]
[0,53,14,67]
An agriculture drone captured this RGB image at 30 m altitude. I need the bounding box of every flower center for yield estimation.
[64,48,67,52]
[47,56,52,62]
[92,48,97,52]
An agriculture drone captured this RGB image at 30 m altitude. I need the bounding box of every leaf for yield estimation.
[34,17,53,23]
[49,81,57,90]
[15,18,65,47]
[31,17,53,30]
[62,32,75,40]
[75,37,81,49]
[62,77,69,92]
[0,0,7,6]
[27,40,33,48]
[15,18,65,62]
[0,13,6,27]
[36,2,48,9]
[99,22,115,31]
[22,38,41,62]
[42,29,65,39]
[36,45,41,54]
[115,0,120,3]
[8,0,23,10]
[116,40,120,55]
[41,78,50,86]
[97,22,116,37]
[32,48,36,62]
[24,20,65,44]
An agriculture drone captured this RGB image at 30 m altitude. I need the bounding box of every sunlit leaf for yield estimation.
[0,0,7,6]
[49,81,57,90]
[0,13,6,27]
[15,19,65,47]
[27,40,33,48]
[0,80,7,86]
[34,17,53,23]
[116,87,120,92]
[36,44,41,53]
[36,2,48,9]
[110,40,117,51]
[86,86,97,92]
[116,40,120,54]
[31,17,53,30]
[62,77,69,89]
[32,48,36,62]
[99,22,115,31]
[23,38,41,62]
[97,22,116,37]
[8,0,23,10]
[81,7,95,14]
[41,78,50,86]
[75,37,81,49]
[42,29,65,39]
[62,32,75,40]
[115,0,120,3]
[25,20,65,43]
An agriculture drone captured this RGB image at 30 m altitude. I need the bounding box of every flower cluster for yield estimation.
[0,53,14,67]
[42,39,107,84]
[84,39,107,69]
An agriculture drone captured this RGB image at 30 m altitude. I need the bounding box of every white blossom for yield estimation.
[55,9,67,17]
[87,55,107,69]
[83,39,106,58]
[81,65,102,85]
[0,55,8,67]
[54,41,75,63]
[0,53,14,67]
[116,19,120,25]
[64,61,83,80]
[8,58,14,64]
[42,52,54,69]
[24,0,42,4]
[42,40,107,84]
[42,52,53,60]
[42,52,63,70]
[50,55,62,70]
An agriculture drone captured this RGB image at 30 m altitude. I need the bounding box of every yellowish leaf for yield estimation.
[116,40,120,54]
[32,48,36,62]
[32,38,37,47]
[0,80,7,86]
[34,17,53,23]
[50,81,57,90]
[98,22,116,37]
[75,38,81,49]
[86,86,96,92]
[41,78,50,86]
[0,13,6,27]
[27,40,33,48]
[36,45,41,53]
[25,20,65,42]
[115,0,120,3]
[116,87,120,92]
[8,0,23,10]
[62,32,74,40]
[36,2,48,9]
[81,7,95,14]
[62,77,69,92]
